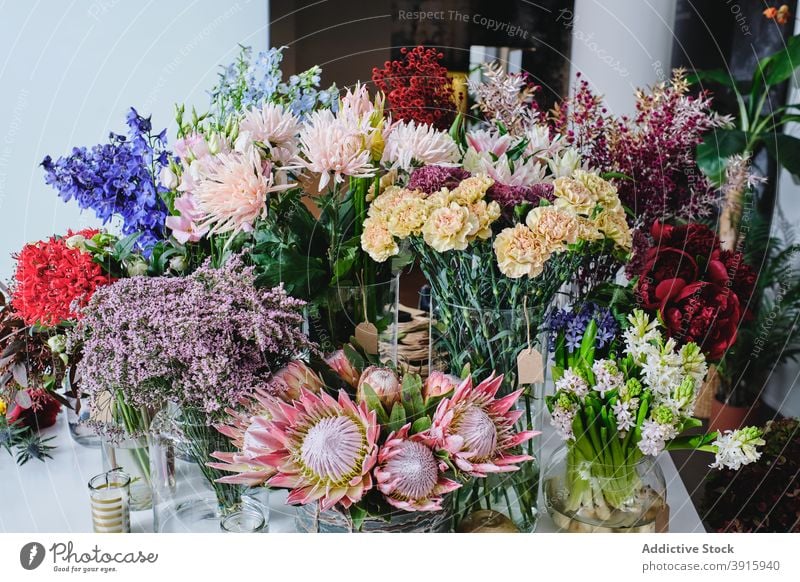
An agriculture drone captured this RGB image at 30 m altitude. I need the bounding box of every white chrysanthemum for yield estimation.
[299,109,376,190]
[240,103,301,150]
[463,149,547,187]
[710,428,765,470]
[381,120,460,171]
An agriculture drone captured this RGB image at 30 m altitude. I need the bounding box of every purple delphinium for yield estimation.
[41,108,172,254]
[407,165,471,194]
[548,302,619,352]
[70,257,313,418]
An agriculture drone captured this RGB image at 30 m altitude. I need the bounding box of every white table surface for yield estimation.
[0,408,705,533]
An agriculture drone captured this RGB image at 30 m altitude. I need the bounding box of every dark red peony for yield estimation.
[11,229,114,326]
[636,221,755,361]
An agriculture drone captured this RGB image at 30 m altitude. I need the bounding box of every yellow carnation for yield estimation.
[553,176,596,215]
[422,202,476,252]
[576,216,604,242]
[595,208,632,251]
[386,195,430,238]
[361,216,399,262]
[448,174,494,205]
[493,224,551,279]
[468,200,501,240]
[525,206,579,251]
[574,169,623,211]
[369,185,407,218]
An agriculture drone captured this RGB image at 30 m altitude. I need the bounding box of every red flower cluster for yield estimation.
[636,221,755,361]
[372,46,456,130]
[11,229,113,326]
[7,388,61,430]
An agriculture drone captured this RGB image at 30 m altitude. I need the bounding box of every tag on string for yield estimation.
[355,322,379,355]
[90,390,114,424]
[517,348,543,385]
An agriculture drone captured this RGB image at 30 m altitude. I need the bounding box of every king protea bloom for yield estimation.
[194,148,294,235]
[375,425,460,511]
[423,370,460,400]
[325,350,360,387]
[356,366,401,408]
[221,389,379,510]
[209,410,278,486]
[271,360,324,402]
[430,374,538,477]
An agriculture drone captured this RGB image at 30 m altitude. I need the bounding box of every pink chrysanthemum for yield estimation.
[375,425,460,511]
[194,148,293,235]
[216,389,379,510]
[430,374,538,477]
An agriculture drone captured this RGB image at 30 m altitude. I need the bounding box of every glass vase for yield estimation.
[543,445,667,533]
[295,503,452,533]
[149,406,269,533]
[65,394,101,448]
[101,436,152,511]
[306,276,399,358]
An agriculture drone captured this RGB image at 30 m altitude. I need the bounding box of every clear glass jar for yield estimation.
[101,436,152,511]
[65,394,101,448]
[149,406,269,533]
[306,276,399,358]
[295,503,452,533]
[543,445,667,533]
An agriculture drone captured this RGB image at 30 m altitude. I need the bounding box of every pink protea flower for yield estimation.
[209,411,278,486]
[356,366,401,408]
[375,425,461,511]
[423,371,460,400]
[430,374,538,477]
[220,389,379,510]
[271,360,324,402]
[325,350,360,387]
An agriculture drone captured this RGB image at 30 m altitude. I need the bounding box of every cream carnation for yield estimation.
[422,202,476,253]
[361,216,399,262]
[525,206,579,251]
[386,195,430,238]
[468,199,501,240]
[553,175,597,215]
[493,224,550,279]
[594,208,632,251]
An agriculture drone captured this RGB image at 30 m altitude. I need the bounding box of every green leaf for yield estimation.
[401,374,425,419]
[763,133,800,177]
[411,416,432,434]
[113,233,142,261]
[760,34,800,87]
[388,402,407,433]
[686,69,739,88]
[342,344,366,371]
[696,129,748,186]
[360,383,389,425]
[349,505,367,532]
[578,318,598,367]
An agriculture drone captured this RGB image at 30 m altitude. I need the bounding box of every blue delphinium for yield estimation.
[210,46,338,122]
[548,302,619,352]
[42,108,171,254]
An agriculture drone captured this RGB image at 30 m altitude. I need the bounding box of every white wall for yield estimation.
[0,0,268,279]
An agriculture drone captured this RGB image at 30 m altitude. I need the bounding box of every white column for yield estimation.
[565,0,678,116]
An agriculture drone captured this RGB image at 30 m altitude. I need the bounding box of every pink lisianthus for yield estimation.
[430,374,539,477]
[375,424,461,511]
[165,193,208,243]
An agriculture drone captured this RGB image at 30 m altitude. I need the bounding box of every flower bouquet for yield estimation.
[544,309,764,532]
[212,345,537,532]
[69,257,311,525]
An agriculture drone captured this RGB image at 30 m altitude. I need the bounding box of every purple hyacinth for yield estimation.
[547,302,619,352]
[407,165,471,194]
[41,108,172,254]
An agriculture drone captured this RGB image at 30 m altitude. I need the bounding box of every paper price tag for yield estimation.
[90,390,114,424]
[517,348,543,385]
[355,322,379,355]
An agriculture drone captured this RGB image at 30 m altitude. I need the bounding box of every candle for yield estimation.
[88,469,131,533]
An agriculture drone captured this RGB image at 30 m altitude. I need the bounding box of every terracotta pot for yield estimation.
[709,397,758,433]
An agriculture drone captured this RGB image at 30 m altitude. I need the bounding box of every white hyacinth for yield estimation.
[710,428,765,471]
[555,369,589,398]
